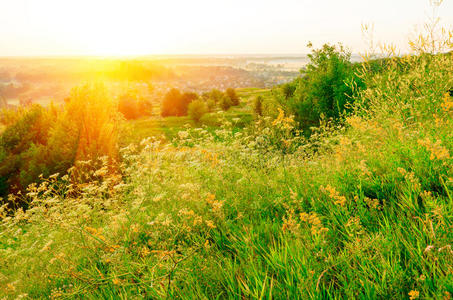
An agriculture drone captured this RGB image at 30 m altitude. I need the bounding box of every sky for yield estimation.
[0,0,452,56]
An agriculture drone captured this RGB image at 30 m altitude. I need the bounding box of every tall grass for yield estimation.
[1,35,453,300]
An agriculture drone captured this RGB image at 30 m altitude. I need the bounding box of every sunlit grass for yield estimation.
[0,49,452,299]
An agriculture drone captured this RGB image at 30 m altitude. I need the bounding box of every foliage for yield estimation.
[1,49,452,299]
[1,14,453,298]
[225,88,240,106]
[253,95,263,116]
[0,84,120,201]
[187,99,208,123]
[205,89,224,104]
[161,89,197,117]
[219,95,232,111]
[118,91,152,120]
[282,82,296,99]
[277,43,366,133]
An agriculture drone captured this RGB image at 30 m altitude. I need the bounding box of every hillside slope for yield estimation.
[0,53,452,299]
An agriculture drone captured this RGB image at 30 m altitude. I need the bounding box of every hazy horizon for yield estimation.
[1,0,452,57]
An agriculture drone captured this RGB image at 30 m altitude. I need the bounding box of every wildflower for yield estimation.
[205,220,216,229]
[132,224,140,233]
[418,138,450,160]
[272,108,285,126]
[85,226,98,235]
[339,136,352,146]
[424,245,435,253]
[139,246,151,257]
[364,197,380,210]
[441,92,453,112]
[359,160,371,176]
[178,131,189,139]
[322,185,347,206]
[397,167,407,175]
[112,278,121,285]
[346,115,368,132]
[211,200,224,213]
[438,245,452,253]
[94,167,108,177]
[40,240,53,252]
[206,193,216,204]
[408,290,419,299]
[282,210,300,234]
[299,212,328,236]
[49,173,60,180]
[193,216,203,226]
[6,283,15,292]
[159,218,170,226]
[204,240,211,249]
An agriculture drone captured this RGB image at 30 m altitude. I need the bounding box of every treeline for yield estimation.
[161,87,240,121]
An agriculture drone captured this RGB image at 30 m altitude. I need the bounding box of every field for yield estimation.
[2,0,453,298]
[120,88,267,145]
[0,50,452,299]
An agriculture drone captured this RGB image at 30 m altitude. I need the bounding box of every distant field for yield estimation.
[120,88,272,145]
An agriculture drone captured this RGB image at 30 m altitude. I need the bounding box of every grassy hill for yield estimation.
[0,52,452,299]
[119,88,269,146]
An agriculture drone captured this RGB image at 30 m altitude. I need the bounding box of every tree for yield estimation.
[253,95,263,116]
[180,92,198,115]
[219,95,232,111]
[282,83,296,100]
[188,99,208,122]
[118,92,139,119]
[278,43,365,132]
[0,84,121,200]
[118,91,153,120]
[208,89,224,104]
[226,88,240,106]
[161,88,182,117]
[161,89,198,117]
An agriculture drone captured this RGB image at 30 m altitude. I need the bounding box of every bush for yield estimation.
[282,83,296,99]
[188,99,208,122]
[0,84,120,202]
[207,89,224,104]
[161,89,197,117]
[219,95,232,111]
[226,88,240,106]
[118,92,153,120]
[253,95,263,116]
[278,43,366,132]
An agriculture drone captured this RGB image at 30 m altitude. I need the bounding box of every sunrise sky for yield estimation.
[1,0,452,56]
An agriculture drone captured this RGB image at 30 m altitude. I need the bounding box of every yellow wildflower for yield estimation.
[418,138,450,160]
[408,290,419,299]
[205,220,216,229]
[441,92,453,112]
[322,185,347,206]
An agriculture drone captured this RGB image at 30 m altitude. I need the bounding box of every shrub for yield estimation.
[161,89,197,117]
[282,83,296,99]
[253,95,263,116]
[278,43,366,132]
[207,89,224,104]
[0,84,120,202]
[188,99,208,122]
[118,91,152,120]
[226,88,240,106]
[219,95,232,111]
